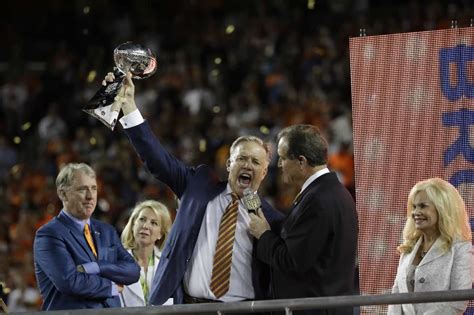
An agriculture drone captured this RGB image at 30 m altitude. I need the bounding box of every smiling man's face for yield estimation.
[227,141,269,198]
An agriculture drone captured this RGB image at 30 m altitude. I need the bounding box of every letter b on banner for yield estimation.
[439,44,474,101]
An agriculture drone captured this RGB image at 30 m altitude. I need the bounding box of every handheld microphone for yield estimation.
[242,188,261,214]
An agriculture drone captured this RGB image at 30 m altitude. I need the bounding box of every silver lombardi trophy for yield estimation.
[83,42,157,130]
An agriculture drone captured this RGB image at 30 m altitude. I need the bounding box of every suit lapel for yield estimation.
[90,221,103,260]
[406,238,422,266]
[284,176,320,225]
[150,244,167,295]
[396,241,420,315]
[418,237,443,267]
[153,247,161,277]
[126,248,162,305]
[126,249,145,304]
[280,188,310,238]
[57,212,96,261]
[127,281,145,303]
[287,172,332,215]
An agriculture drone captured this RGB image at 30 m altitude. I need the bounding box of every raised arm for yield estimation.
[105,72,193,197]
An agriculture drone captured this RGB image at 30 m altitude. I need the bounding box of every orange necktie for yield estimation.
[84,223,97,257]
[209,193,239,298]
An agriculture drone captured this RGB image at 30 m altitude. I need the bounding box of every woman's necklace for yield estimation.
[420,236,437,258]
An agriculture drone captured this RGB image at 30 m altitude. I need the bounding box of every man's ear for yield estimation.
[58,189,67,202]
[226,159,231,172]
[298,156,306,167]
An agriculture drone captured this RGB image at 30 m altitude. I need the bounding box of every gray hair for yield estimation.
[56,163,96,191]
[229,136,272,162]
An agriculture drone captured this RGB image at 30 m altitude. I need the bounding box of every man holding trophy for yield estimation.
[87,43,283,306]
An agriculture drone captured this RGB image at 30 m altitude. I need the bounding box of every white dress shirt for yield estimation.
[299,167,330,194]
[183,185,255,301]
[119,109,144,128]
[120,247,173,307]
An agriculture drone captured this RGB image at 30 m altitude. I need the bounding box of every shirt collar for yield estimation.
[62,209,91,230]
[224,183,242,202]
[224,183,236,197]
[300,166,330,193]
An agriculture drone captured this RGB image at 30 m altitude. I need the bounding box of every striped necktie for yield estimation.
[84,223,97,257]
[209,193,239,298]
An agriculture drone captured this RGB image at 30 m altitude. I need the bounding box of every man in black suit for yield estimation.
[249,124,358,315]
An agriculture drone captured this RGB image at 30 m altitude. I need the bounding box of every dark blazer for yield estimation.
[124,122,283,305]
[256,172,358,315]
[33,211,140,310]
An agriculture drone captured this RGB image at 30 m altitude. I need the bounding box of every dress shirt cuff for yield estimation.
[111,282,119,296]
[119,109,144,129]
[82,262,100,274]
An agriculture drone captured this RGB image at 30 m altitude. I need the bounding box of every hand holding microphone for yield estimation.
[244,188,270,239]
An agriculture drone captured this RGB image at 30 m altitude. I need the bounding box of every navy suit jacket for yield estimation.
[124,122,283,305]
[34,211,140,310]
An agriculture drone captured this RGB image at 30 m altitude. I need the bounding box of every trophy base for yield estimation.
[83,68,124,130]
[83,104,119,130]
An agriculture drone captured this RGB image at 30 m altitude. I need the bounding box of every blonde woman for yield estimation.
[388,178,472,315]
[120,200,172,307]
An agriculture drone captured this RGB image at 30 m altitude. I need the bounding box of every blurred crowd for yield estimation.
[0,0,471,311]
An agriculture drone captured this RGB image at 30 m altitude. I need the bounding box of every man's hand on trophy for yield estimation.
[102,72,137,116]
[83,42,156,130]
